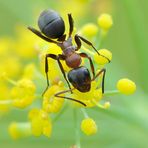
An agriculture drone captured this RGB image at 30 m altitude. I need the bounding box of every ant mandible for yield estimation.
[28,9,110,97]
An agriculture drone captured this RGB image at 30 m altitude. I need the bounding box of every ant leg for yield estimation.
[75,34,110,63]
[74,34,81,50]
[68,14,74,37]
[42,54,72,96]
[92,68,106,94]
[28,26,58,44]
[55,88,86,106]
[79,52,95,79]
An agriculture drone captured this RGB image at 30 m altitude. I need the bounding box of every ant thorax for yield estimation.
[63,46,75,56]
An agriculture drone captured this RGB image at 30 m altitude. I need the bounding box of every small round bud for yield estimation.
[94,49,112,65]
[81,118,97,135]
[117,78,136,95]
[81,23,98,38]
[11,79,36,108]
[104,101,110,109]
[9,122,19,139]
[8,122,31,139]
[98,13,113,30]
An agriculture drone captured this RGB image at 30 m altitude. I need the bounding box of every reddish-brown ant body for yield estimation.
[28,9,109,105]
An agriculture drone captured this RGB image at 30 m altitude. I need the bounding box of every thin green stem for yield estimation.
[35,94,42,99]
[96,29,106,49]
[5,77,17,85]
[81,108,89,118]
[52,102,68,123]
[17,122,32,137]
[73,108,81,148]
[104,90,120,97]
[92,99,105,109]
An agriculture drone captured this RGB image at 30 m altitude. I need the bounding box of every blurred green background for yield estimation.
[0,0,148,148]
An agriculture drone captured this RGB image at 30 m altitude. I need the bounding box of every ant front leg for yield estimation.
[42,53,72,96]
[55,88,86,106]
[74,34,110,63]
[68,14,74,37]
[79,52,95,79]
[28,26,58,44]
[74,34,82,50]
[92,68,106,94]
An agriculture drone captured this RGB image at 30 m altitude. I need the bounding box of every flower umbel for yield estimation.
[0,10,136,148]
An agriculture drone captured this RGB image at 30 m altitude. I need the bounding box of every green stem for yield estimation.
[35,94,42,99]
[81,108,89,118]
[52,102,68,123]
[5,77,17,85]
[73,108,81,148]
[96,29,106,49]
[92,99,105,109]
[104,90,120,97]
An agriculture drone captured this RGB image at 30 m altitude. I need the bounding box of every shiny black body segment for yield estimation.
[68,66,91,92]
[38,9,65,39]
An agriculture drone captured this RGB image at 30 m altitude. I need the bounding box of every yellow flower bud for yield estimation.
[94,49,112,65]
[104,101,110,109]
[43,83,64,113]
[9,122,19,139]
[117,78,136,95]
[8,122,31,139]
[98,13,113,30]
[81,23,98,38]
[81,118,97,135]
[43,120,52,137]
[11,79,36,108]
[28,108,40,120]
[31,117,43,136]
[29,109,52,138]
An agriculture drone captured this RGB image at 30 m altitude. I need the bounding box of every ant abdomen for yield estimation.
[38,9,65,39]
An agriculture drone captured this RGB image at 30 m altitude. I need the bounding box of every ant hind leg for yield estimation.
[55,89,86,106]
[92,68,106,94]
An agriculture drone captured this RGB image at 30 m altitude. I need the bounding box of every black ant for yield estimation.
[28,9,109,106]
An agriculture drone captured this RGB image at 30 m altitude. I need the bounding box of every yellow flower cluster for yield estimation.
[72,81,102,107]
[43,81,65,113]
[0,9,136,145]
[11,79,36,108]
[29,108,52,137]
